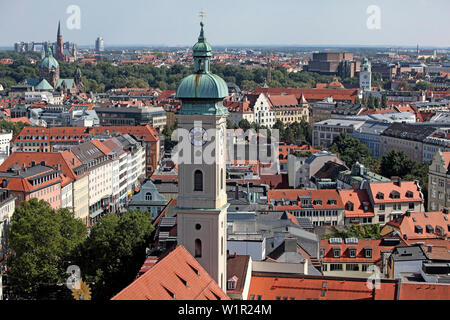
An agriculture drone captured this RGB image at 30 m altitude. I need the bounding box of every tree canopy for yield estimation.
[329,132,371,167]
[6,199,87,299]
[73,209,155,300]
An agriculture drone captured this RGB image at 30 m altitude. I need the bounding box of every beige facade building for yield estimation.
[428,150,450,212]
[366,179,425,225]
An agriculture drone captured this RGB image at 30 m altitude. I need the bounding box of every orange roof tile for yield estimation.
[386,210,450,240]
[269,189,344,210]
[111,246,229,300]
[399,283,450,300]
[368,181,423,204]
[248,275,397,300]
[339,189,374,218]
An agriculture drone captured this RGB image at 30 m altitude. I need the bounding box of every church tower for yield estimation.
[360,57,372,92]
[55,21,64,61]
[39,47,60,88]
[175,19,229,290]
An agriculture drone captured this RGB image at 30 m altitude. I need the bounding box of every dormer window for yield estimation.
[349,247,357,258]
[346,201,354,211]
[426,225,434,234]
[328,199,337,205]
[332,247,341,258]
[390,191,400,199]
[227,276,238,290]
[415,225,423,234]
[364,248,372,258]
[377,192,384,200]
[406,191,414,198]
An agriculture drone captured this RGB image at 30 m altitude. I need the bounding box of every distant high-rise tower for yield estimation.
[359,57,372,92]
[95,37,104,52]
[55,21,64,61]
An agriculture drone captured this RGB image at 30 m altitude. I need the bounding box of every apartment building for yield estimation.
[320,238,399,278]
[0,164,62,210]
[251,93,275,128]
[12,124,161,177]
[428,150,450,212]
[0,151,90,223]
[0,131,12,166]
[366,179,425,225]
[0,189,15,262]
[268,189,345,226]
[71,140,114,225]
[267,94,309,124]
[312,118,365,148]
[380,123,440,163]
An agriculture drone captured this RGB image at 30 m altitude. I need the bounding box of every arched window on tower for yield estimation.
[194,170,203,191]
[195,239,202,258]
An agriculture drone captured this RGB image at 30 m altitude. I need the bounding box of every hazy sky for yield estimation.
[1,0,449,48]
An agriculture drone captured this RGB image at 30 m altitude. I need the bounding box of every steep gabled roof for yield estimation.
[111,246,229,300]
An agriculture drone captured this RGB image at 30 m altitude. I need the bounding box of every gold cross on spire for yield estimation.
[199,9,206,23]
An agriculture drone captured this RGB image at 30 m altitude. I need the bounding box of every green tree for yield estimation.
[414,81,434,91]
[238,119,252,131]
[381,93,388,108]
[329,132,371,167]
[325,224,381,240]
[7,200,87,299]
[380,150,415,179]
[74,209,154,300]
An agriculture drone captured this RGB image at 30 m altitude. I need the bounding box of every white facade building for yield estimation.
[252,93,276,128]
[0,131,13,166]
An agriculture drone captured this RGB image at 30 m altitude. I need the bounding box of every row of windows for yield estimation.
[292,210,340,217]
[324,263,372,272]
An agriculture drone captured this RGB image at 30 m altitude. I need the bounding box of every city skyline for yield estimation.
[1,0,450,48]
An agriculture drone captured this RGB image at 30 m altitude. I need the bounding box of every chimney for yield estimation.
[391,176,401,187]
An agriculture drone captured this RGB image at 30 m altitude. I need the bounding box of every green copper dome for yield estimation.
[40,48,59,70]
[177,73,228,99]
[176,21,228,101]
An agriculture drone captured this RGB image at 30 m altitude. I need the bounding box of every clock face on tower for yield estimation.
[189,127,208,146]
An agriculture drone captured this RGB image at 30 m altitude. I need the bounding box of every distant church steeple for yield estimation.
[55,20,64,61]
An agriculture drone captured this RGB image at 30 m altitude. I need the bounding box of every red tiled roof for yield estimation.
[6,117,32,125]
[386,210,449,240]
[442,152,450,171]
[248,275,397,300]
[320,239,395,264]
[252,87,358,102]
[269,189,344,210]
[0,151,84,182]
[399,283,450,300]
[267,94,298,107]
[90,124,159,142]
[111,246,229,300]
[368,181,423,204]
[339,189,374,218]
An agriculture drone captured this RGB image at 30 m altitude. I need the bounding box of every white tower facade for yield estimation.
[175,21,229,290]
[360,58,372,92]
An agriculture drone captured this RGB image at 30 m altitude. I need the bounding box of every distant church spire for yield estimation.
[55,20,64,61]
